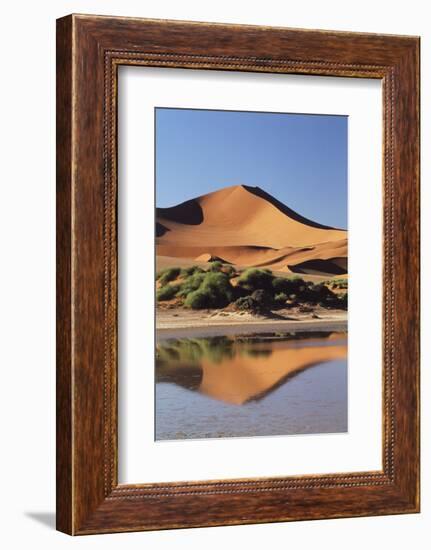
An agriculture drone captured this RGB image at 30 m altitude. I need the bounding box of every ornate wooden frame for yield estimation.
[56,14,420,534]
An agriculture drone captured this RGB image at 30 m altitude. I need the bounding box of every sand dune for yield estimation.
[156,184,347,276]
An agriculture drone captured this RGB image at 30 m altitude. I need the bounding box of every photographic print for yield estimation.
[155,107,348,441]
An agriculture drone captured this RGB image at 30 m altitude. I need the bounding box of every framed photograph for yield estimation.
[56,14,420,534]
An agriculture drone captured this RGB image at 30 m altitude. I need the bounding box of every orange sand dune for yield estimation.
[156,184,347,276]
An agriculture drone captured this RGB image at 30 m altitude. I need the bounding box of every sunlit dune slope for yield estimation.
[156,184,347,276]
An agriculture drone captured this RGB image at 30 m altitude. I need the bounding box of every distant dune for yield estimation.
[156,184,347,277]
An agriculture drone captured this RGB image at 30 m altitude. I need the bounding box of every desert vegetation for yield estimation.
[325,278,348,290]
[156,262,347,313]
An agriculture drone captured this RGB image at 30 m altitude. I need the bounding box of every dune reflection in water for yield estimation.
[155,332,347,440]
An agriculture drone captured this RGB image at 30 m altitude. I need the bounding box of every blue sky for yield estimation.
[155,108,347,229]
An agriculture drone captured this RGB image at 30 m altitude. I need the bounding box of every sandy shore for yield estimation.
[157,308,347,339]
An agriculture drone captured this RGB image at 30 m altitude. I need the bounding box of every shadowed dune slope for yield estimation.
[156,184,347,275]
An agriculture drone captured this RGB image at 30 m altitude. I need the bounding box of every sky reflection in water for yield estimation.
[155,332,347,440]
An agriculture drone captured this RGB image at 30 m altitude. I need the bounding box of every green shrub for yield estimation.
[272,276,307,297]
[233,291,271,313]
[304,284,348,309]
[200,272,233,302]
[237,268,274,291]
[324,278,348,290]
[272,277,293,294]
[333,278,348,289]
[177,272,206,297]
[184,272,233,309]
[158,267,180,285]
[272,277,287,293]
[184,289,212,309]
[156,284,180,301]
[180,266,204,277]
[156,267,171,280]
[301,282,333,304]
